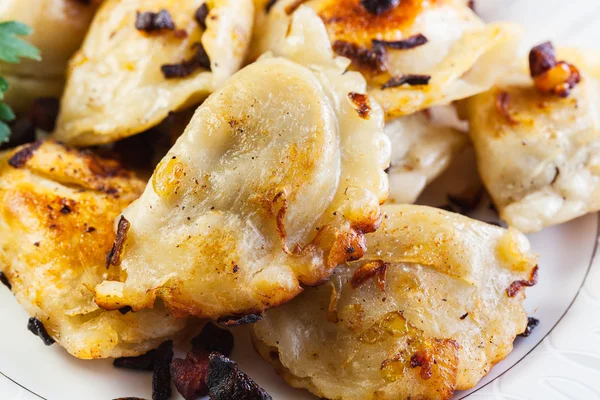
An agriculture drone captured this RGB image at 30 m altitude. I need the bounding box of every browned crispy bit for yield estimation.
[27,317,55,346]
[507,266,539,297]
[135,9,175,32]
[372,34,428,53]
[217,313,263,327]
[518,317,540,337]
[265,0,278,12]
[350,260,388,291]
[8,140,43,168]
[529,42,581,97]
[152,341,174,400]
[381,74,431,89]
[360,0,400,15]
[114,349,157,371]
[0,272,11,290]
[207,353,272,400]
[495,91,519,125]
[459,312,469,320]
[410,349,434,380]
[195,3,209,29]
[332,40,386,73]
[161,42,211,78]
[191,322,234,355]
[106,216,130,268]
[29,97,60,132]
[348,92,371,119]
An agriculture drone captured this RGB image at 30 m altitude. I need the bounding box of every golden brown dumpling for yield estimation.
[461,48,600,232]
[0,141,187,359]
[54,0,254,146]
[0,0,101,112]
[94,11,390,320]
[253,204,538,400]
[250,0,520,118]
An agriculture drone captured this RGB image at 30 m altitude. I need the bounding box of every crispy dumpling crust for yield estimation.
[0,141,187,359]
[253,204,538,399]
[94,10,390,320]
[251,0,520,118]
[54,0,254,146]
[461,49,600,232]
[0,0,101,112]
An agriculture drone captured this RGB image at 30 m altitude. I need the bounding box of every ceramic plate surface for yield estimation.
[2,1,600,399]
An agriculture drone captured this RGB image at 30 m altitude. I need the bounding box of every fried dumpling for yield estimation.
[250,0,520,118]
[0,0,101,113]
[385,110,467,204]
[54,0,254,146]
[94,9,391,320]
[0,140,187,359]
[461,47,600,232]
[253,205,538,399]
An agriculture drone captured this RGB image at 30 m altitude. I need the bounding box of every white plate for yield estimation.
[2,1,600,399]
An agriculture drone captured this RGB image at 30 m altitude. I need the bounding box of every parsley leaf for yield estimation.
[0,21,40,143]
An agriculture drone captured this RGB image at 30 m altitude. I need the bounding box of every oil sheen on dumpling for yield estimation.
[0,0,101,113]
[54,0,254,146]
[253,204,538,400]
[0,141,187,359]
[462,49,600,232]
[94,9,391,320]
[251,0,520,118]
[385,111,467,204]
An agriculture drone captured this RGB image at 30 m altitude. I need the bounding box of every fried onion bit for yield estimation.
[207,353,272,400]
[360,0,400,15]
[152,341,174,400]
[27,317,55,346]
[529,42,581,97]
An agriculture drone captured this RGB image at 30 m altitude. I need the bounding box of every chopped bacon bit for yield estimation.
[529,42,581,97]
[135,9,175,32]
[382,74,431,89]
[29,97,60,132]
[207,353,272,399]
[518,317,540,337]
[161,42,211,78]
[410,350,433,380]
[360,0,400,15]
[495,91,519,125]
[372,34,428,53]
[0,272,11,290]
[285,0,309,14]
[217,313,262,327]
[195,3,209,29]
[351,260,389,291]
[8,140,43,168]
[106,216,130,268]
[191,322,234,356]
[114,349,157,371]
[152,341,174,400]
[27,317,55,346]
[507,266,539,297]
[172,323,234,400]
[332,40,386,73]
[348,92,371,119]
[265,0,278,12]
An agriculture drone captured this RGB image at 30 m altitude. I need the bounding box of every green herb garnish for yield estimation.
[0,21,41,143]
